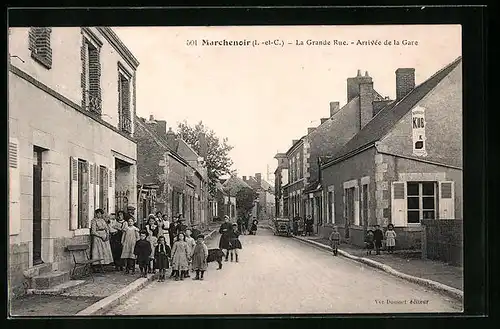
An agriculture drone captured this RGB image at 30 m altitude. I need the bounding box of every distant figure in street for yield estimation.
[385,224,397,253]
[171,232,190,281]
[90,208,114,266]
[373,225,384,255]
[292,217,299,236]
[109,211,127,271]
[329,227,341,256]
[228,223,242,262]
[242,215,249,235]
[305,216,314,236]
[364,230,375,255]
[218,215,233,261]
[190,225,202,240]
[134,230,152,278]
[176,215,188,235]
[126,206,137,227]
[154,235,171,282]
[192,234,209,280]
[121,217,140,274]
[249,219,258,235]
[145,215,159,273]
[237,216,243,233]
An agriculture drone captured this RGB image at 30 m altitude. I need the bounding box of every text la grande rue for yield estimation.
[295,39,418,46]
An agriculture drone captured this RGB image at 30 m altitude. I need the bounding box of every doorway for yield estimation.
[33,147,44,265]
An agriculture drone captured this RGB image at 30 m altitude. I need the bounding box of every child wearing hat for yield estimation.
[191,234,209,280]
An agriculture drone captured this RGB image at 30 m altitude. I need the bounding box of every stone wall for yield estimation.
[421,219,462,265]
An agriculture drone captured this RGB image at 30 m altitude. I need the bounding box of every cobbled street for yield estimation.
[106,228,462,315]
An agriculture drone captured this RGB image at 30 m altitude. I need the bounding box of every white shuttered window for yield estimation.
[9,138,21,235]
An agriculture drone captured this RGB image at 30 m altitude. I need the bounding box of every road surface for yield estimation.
[105,228,462,315]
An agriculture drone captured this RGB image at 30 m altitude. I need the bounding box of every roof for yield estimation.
[247,176,273,192]
[285,135,306,155]
[222,176,252,195]
[97,27,140,69]
[325,56,462,167]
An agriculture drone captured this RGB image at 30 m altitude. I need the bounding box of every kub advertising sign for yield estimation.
[412,106,427,156]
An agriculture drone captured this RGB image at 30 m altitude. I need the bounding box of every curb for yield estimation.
[76,228,218,316]
[265,226,463,303]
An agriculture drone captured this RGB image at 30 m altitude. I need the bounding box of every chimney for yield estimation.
[255,173,262,185]
[242,176,247,181]
[166,127,176,150]
[329,101,340,117]
[396,68,415,100]
[155,120,167,139]
[373,98,393,117]
[199,132,208,158]
[292,139,298,145]
[149,114,154,121]
[307,127,316,135]
[347,70,373,102]
[359,80,375,129]
[320,118,329,124]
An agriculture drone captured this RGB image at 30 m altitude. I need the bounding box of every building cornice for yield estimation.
[96,27,140,70]
[9,64,136,144]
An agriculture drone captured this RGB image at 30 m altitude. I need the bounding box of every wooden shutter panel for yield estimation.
[108,168,115,213]
[95,165,100,210]
[102,167,108,214]
[439,181,455,219]
[88,163,95,222]
[69,156,79,230]
[81,162,90,228]
[354,186,360,226]
[391,181,407,227]
[9,138,21,235]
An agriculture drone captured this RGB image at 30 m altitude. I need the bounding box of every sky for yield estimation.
[113,25,461,183]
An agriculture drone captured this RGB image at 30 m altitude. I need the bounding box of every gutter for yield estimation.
[376,148,463,170]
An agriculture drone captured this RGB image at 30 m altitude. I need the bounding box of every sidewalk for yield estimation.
[294,234,463,299]
[9,225,219,317]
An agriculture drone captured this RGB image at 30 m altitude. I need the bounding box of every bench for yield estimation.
[65,244,105,281]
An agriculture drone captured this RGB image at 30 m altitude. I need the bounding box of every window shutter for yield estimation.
[354,186,360,226]
[438,181,455,219]
[391,181,407,227]
[69,156,79,230]
[95,165,100,210]
[108,168,115,213]
[331,189,335,224]
[88,163,95,221]
[102,167,108,214]
[81,162,90,228]
[9,138,21,235]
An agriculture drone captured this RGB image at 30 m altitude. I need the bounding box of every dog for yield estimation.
[206,248,224,270]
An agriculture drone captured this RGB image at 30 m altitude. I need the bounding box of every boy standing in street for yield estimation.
[373,225,384,255]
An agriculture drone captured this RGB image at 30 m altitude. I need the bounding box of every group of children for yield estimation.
[111,211,211,282]
[328,224,397,256]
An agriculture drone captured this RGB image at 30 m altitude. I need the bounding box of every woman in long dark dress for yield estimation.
[110,211,127,271]
[218,215,233,261]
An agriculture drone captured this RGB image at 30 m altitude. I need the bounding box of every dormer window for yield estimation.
[28,27,52,69]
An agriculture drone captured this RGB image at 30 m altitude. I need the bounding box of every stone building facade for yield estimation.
[320,57,462,249]
[8,27,139,298]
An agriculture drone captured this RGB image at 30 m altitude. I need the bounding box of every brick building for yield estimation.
[8,27,139,298]
[135,115,209,228]
[219,175,252,221]
[320,57,462,249]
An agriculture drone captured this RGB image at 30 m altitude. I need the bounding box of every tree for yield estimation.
[177,120,234,197]
[236,187,258,219]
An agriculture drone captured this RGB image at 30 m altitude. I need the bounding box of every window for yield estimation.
[345,187,359,226]
[118,66,132,134]
[99,165,109,213]
[28,27,52,69]
[283,198,289,217]
[328,190,334,224]
[9,138,21,235]
[361,184,369,226]
[81,34,102,114]
[407,182,436,223]
[76,159,90,229]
